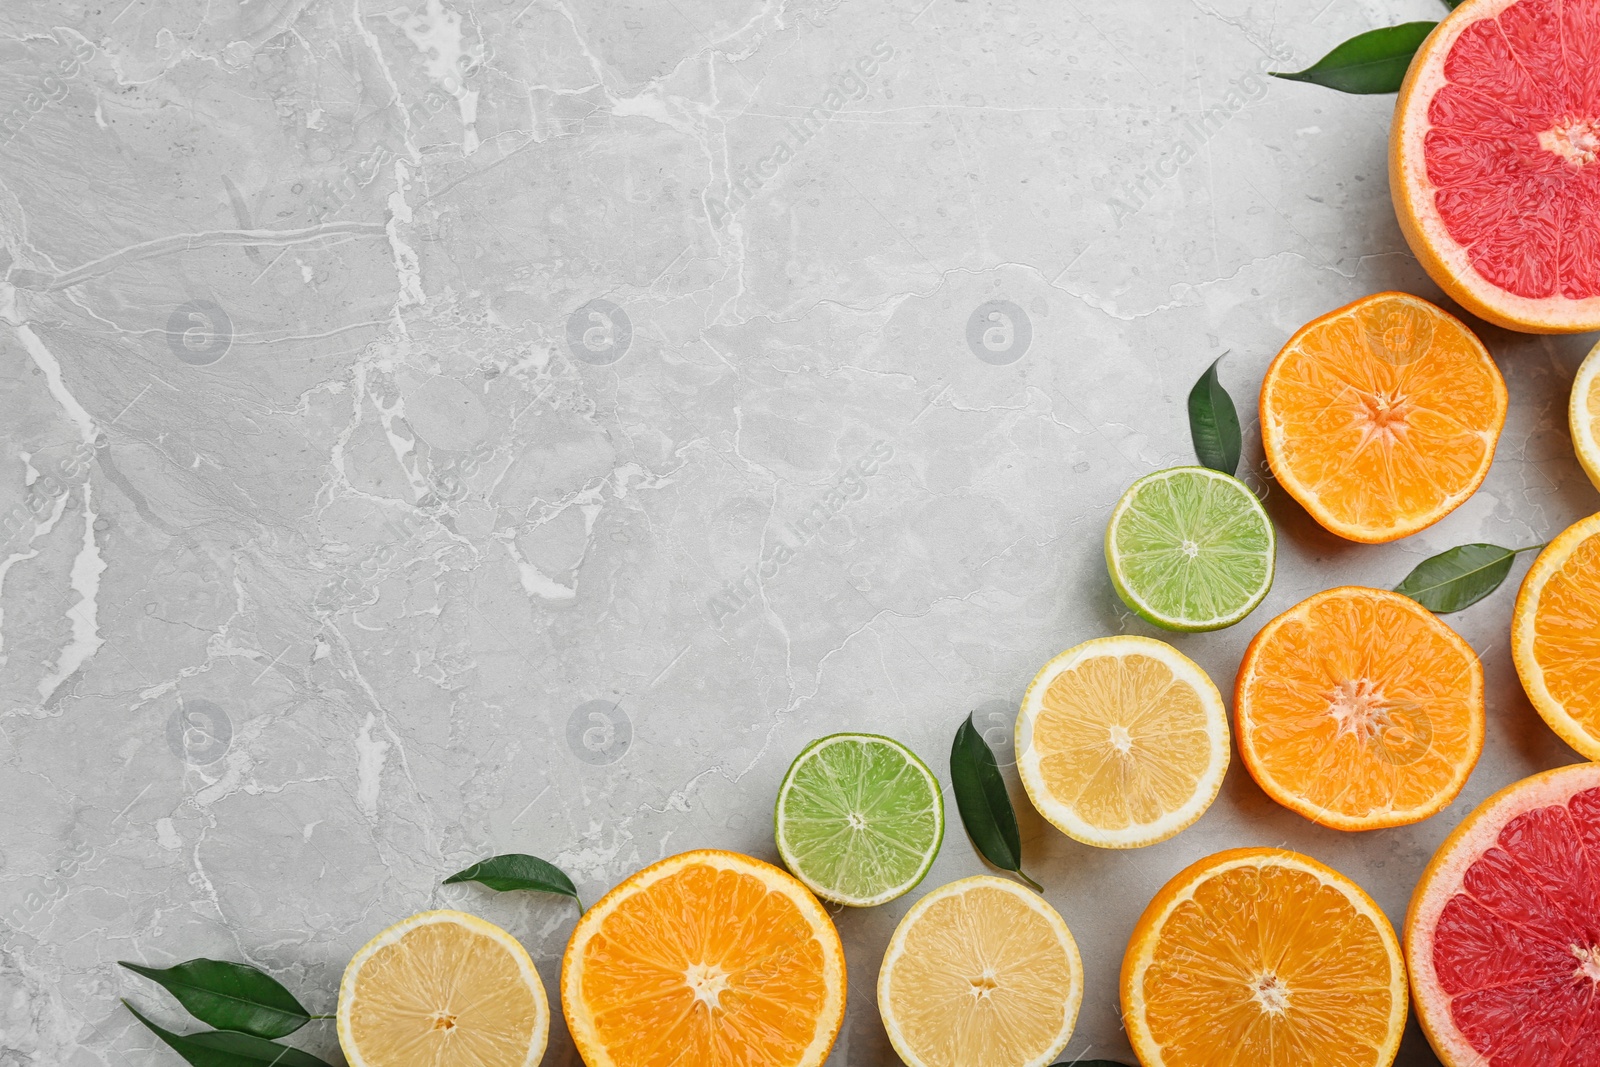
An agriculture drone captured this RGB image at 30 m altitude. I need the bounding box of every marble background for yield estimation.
[0,0,1595,1064]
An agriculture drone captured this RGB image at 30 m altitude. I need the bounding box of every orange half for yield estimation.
[1511,512,1600,759]
[561,849,846,1067]
[1260,292,1507,543]
[1235,586,1484,830]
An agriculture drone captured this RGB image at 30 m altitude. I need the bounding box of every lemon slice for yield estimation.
[337,910,549,1067]
[1016,635,1229,848]
[1572,339,1600,494]
[878,876,1082,1067]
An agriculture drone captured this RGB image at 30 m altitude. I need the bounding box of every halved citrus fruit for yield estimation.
[1122,847,1408,1067]
[1572,340,1600,492]
[1511,512,1600,760]
[1016,635,1229,848]
[337,909,549,1067]
[1406,763,1600,1066]
[561,849,845,1067]
[1392,0,1600,334]
[1235,586,1484,830]
[878,876,1082,1067]
[1260,292,1507,543]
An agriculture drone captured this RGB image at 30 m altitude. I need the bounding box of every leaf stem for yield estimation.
[308,1014,336,1020]
[1512,543,1547,555]
[1014,868,1045,893]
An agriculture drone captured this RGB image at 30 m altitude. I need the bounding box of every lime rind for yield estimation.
[774,733,944,907]
[1105,466,1275,632]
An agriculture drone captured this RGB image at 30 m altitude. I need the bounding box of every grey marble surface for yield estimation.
[0,1,1596,1065]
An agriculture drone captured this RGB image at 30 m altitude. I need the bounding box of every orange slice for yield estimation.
[561,849,846,1067]
[1122,847,1408,1067]
[337,910,549,1067]
[1260,292,1507,543]
[1235,586,1484,830]
[1574,340,1600,492]
[1511,512,1600,759]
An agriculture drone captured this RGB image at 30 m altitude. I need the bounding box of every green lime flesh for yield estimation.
[774,733,944,907]
[1106,466,1275,632]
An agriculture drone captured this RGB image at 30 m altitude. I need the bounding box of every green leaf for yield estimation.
[1271,22,1437,94]
[949,713,1042,892]
[1188,353,1242,476]
[443,854,582,909]
[118,960,309,1039]
[1442,0,1463,7]
[1394,543,1538,613]
[123,1002,335,1067]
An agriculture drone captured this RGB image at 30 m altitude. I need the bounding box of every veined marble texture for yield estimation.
[0,1,1594,1064]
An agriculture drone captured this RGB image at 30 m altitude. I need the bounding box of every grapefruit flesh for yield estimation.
[1406,763,1600,1066]
[1392,0,1600,333]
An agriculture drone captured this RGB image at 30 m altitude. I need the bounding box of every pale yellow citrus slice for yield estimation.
[1511,512,1600,760]
[337,909,549,1067]
[1572,340,1600,493]
[1016,635,1228,848]
[878,876,1082,1067]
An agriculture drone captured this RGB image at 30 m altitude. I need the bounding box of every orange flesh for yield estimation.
[575,863,831,1067]
[1530,530,1600,737]
[1237,588,1481,827]
[1262,293,1504,541]
[1140,860,1398,1064]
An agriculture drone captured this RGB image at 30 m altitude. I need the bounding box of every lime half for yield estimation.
[1105,466,1275,632]
[774,733,944,907]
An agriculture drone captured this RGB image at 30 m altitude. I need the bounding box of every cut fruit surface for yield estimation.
[774,733,943,907]
[1260,292,1507,543]
[1122,847,1407,1067]
[1405,763,1600,1067]
[1104,466,1275,631]
[1511,512,1600,760]
[1235,586,1484,830]
[1572,341,1600,492]
[1016,636,1228,849]
[1392,0,1600,333]
[878,876,1082,1067]
[561,850,845,1067]
[337,910,549,1067]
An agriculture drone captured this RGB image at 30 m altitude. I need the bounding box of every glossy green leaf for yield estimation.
[950,713,1042,892]
[118,960,308,1039]
[123,1002,335,1067]
[1394,543,1538,613]
[1188,354,1242,476]
[1272,22,1437,93]
[443,854,582,909]
[1442,0,1463,8]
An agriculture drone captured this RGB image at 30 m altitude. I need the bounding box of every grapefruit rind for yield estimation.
[1391,0,1600,334]
[1572,341,1600,493]
[560,849,846,1067]
[1121,847,1408,1067]
[1016,635,1230,849]
[1404,763,1600,1067]
[1511,512,1600,760]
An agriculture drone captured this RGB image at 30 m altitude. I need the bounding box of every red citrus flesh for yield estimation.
[1392,0,1600,332]
[1406,763,1600,1066]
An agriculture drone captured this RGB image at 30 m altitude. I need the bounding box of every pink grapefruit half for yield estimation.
[1392,0,1600,333]
[1405,762,1600,1065]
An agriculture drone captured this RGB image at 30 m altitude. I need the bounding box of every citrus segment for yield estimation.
[1105,466,1275,631]
[1016,636,1228,849]
[1235,586,1484,830]
[337,910,549,1067]
[878,876,1082,1067]
[1406,763,1600,1066]
[1122,848,1407,1067]
[1392,0,1600,333]
[1511,512,1600,759]
[1571,340,1600,492]
[561,850,845,1067]
[774,733,944,906]
[1260,292,1507,543]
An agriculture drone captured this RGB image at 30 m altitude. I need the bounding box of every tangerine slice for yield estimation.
[561,849,845,1067]
[1235,586,1484,830]
[1122,847,1408,1067]
[1512,512,1600,759]
[1406,763,1600,1066]
[1260,292,1507,543]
